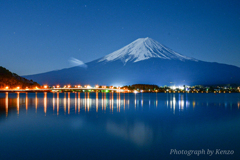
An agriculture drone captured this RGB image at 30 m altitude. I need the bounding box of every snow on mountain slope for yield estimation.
[98,37,197,64]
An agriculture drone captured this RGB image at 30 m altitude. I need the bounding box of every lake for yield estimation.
[0,92,240,160]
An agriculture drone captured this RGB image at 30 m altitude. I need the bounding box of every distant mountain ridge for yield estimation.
[24,38,240,86]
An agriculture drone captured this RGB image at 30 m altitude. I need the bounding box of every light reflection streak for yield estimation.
[96,92,98,112]
[35,92,38,113]
[102,92,103,111]
[53,93,55,112]
[118,93,120,112]
[180,95,184,110]
[135,94,136,110]
[156,100,158,108]
[26,93,28,113]
[64,93,66,114]
[186,94,189,108]
[117,93,119,112]
[124,93,125,111]
[128,93,130,109]
[57,92,59,115]
[78,92,80,113]
[68,92,70,114]
[109,92,112,110]
[173,95,176,114]
[87,92,90,112]
[104,93,106,111]
[5,92,8,117]
[17,92,19,115]
[119,93,121,112]
[193,101,196,108]
[85,92,87,112]
[170,96,172,110]
[167,94,169,108]
[44,92,47,115]
[75,93,77,113]
[112,93,114,113]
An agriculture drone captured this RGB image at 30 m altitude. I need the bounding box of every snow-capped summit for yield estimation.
[98,37,197,64]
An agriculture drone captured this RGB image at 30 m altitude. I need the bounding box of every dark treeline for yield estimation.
[0,66,40,89]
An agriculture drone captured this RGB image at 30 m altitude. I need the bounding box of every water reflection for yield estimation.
[17,92,19,115]
[75,93,77,114]
[64,93,66,114]
[78,92,80,113]
[44,92,47,115]
[1,92,240,149]
[57,92,59,115]
[96,92,98,112]
[68,92,70,114]
[107,121,154,146]
[5,92,8,117]
[53,93,55,112]
[25,93,28,113]
[35,93,38,113]
[1,92,240,117]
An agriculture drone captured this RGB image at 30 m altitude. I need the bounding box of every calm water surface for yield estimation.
[0,92,240,160]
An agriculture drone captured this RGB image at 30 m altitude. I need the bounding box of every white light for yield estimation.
[171,86,176,90]
[179,86,184,90]
[87,85,92,89]
[134,90,138,93]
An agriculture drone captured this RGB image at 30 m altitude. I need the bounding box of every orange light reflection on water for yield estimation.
[5,92,8,117]
[17,92,19,115]
[53,93,55,112]
[75,93,77,113]
[44,92,47,115]
[64,93,66,114]
[96,92,98,112]
[78,92,80,113]
[57,92,59,115]
[68,92,70,114]
[35,93,38,113]
[25,93,28,113]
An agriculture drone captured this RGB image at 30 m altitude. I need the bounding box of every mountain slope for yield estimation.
[24,38,240,86]
[0,66,40,88]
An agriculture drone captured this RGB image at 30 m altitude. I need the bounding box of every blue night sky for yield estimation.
[0,0,240,75]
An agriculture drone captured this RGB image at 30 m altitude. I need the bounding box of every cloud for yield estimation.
[69,57,88,68]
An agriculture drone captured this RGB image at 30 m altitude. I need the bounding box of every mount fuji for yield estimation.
[25,38,240,86]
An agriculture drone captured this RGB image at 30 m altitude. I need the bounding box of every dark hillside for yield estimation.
[0,66,40,89]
